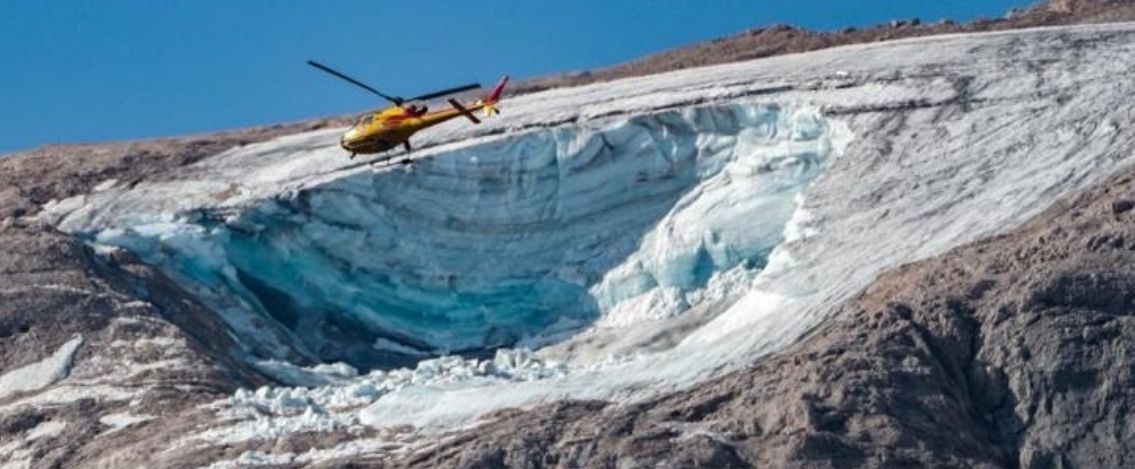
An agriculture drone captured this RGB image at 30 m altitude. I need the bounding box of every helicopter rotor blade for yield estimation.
[307,60,404,105]
[406,83,482,102]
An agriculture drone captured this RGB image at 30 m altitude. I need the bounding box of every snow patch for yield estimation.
[93,179,118,192]
[0,336,83,400]
[0,385,136,413]
[98,413,154,433]
[25,420,67,441]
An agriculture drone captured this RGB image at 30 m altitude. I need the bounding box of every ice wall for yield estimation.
[83,105,848,369]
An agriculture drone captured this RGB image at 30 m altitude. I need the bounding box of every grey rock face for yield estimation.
[0,221,276,467]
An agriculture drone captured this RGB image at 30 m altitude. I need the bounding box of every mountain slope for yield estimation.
[3,18,1135,469]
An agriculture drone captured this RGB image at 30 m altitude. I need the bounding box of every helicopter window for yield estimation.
[356,114,374,126]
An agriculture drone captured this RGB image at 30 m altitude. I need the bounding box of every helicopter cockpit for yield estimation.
[355,114,374,127]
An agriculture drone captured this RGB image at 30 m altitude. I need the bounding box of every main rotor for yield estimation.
[307,60,481,107]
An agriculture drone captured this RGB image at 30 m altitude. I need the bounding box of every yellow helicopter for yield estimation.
[308,60,508,161]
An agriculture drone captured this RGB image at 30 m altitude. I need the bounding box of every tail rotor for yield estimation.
[447,75,509,123]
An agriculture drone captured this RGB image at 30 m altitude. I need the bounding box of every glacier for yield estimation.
[38,22,1135,442]
[48,104,849,369]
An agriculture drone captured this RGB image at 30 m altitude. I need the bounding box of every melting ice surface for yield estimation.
[85,104,848,370]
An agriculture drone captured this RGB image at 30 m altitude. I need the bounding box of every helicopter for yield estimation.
[307,60,509,161]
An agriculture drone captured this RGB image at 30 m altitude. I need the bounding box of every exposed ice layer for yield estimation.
[81,105,845,366]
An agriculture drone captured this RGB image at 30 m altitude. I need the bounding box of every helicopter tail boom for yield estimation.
[448,99,482,124]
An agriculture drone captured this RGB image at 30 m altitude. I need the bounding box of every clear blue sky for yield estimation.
[0,0,1025,153]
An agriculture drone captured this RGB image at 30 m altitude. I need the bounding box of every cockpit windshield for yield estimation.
[356,114,374,127]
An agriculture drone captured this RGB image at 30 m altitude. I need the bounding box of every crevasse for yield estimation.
[88,104,847,369]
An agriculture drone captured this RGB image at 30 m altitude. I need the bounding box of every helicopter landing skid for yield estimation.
[369,155,415,169]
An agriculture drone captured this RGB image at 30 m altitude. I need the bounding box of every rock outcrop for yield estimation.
[0,126,315,468]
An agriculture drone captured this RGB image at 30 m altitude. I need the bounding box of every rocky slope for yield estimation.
[0,126,306,468]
